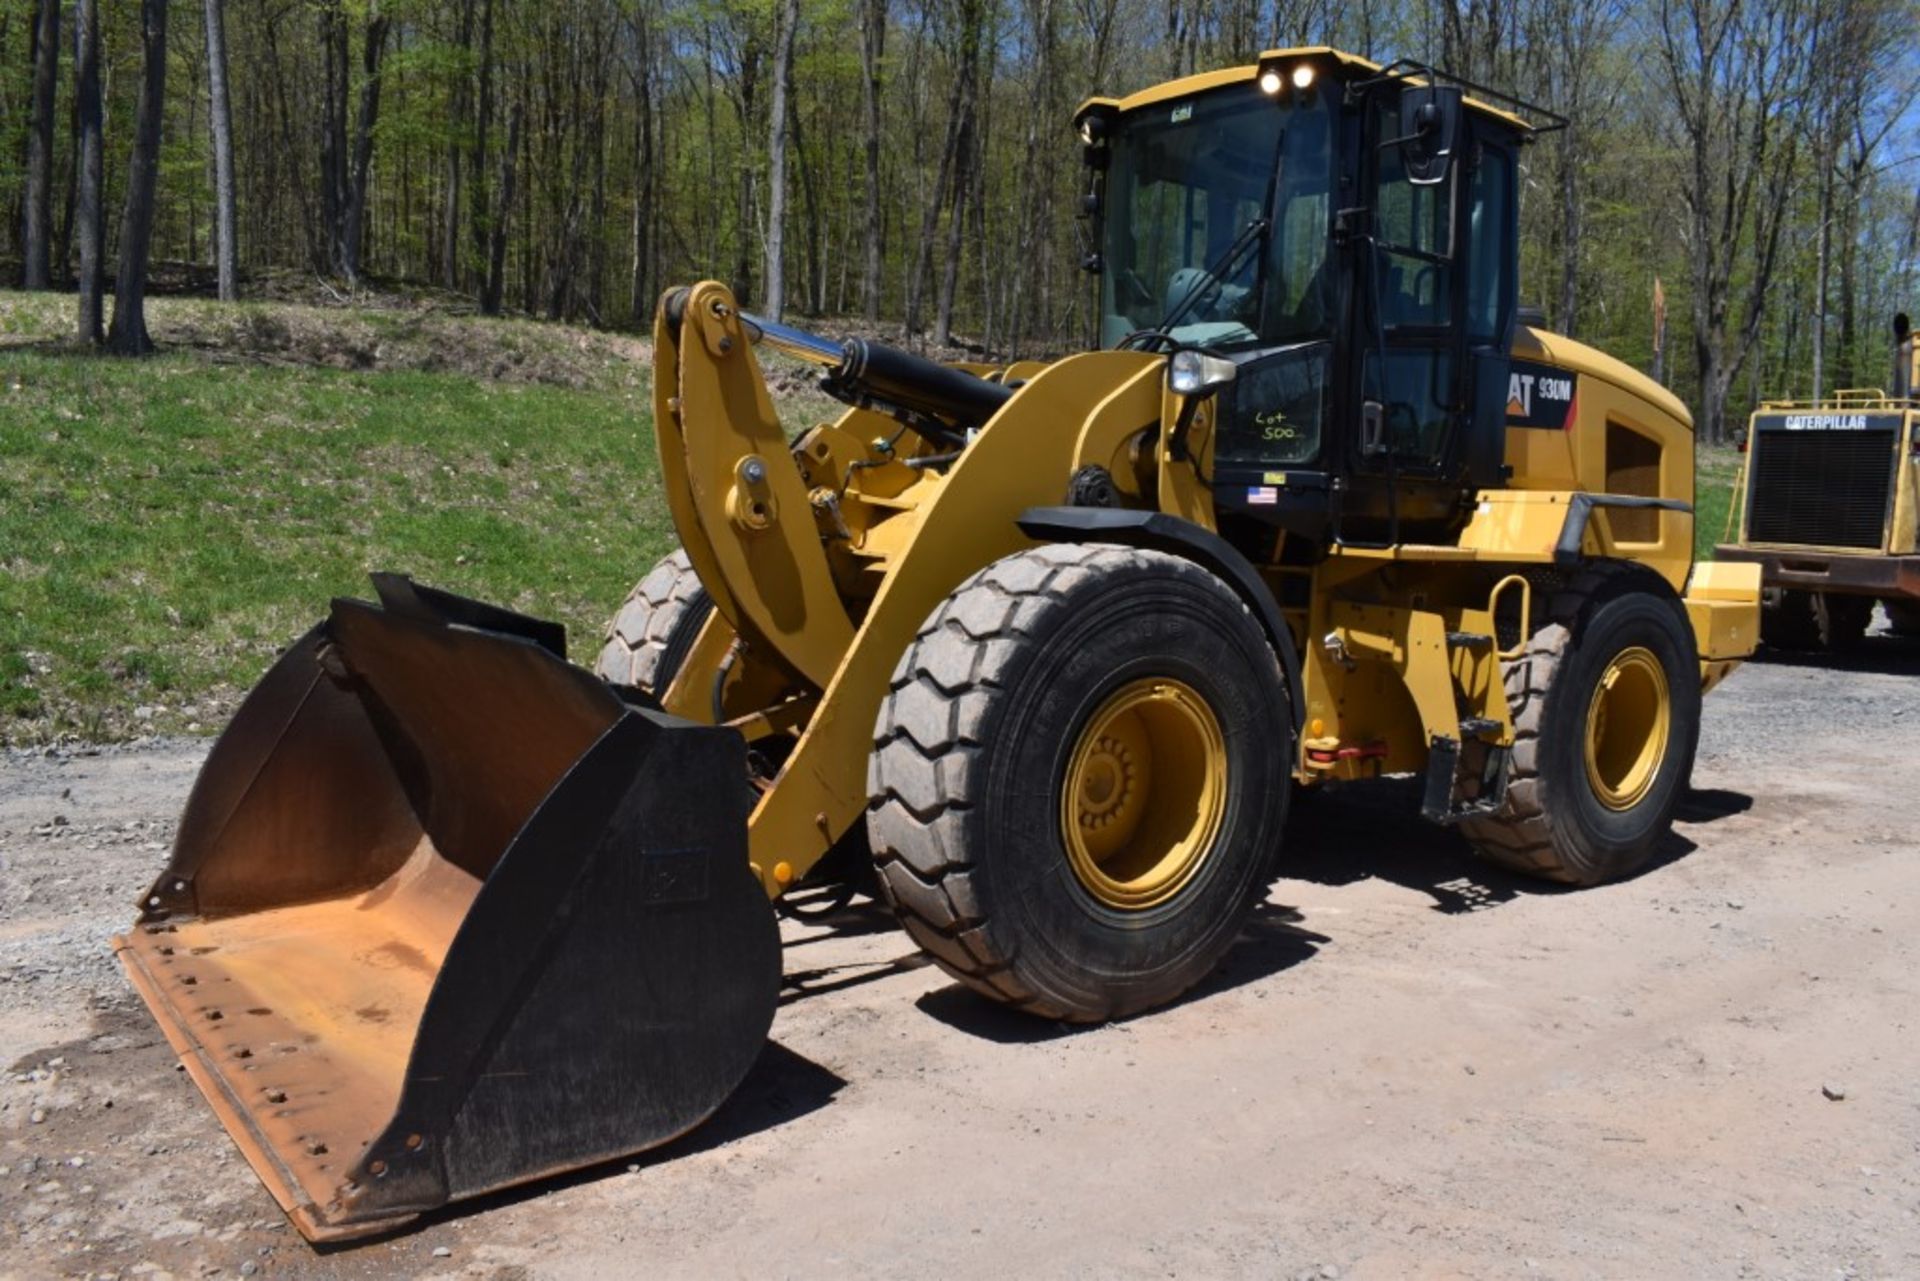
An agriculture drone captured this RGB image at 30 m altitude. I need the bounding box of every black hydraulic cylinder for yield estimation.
[742,311,1014,431]
[838,337,1014,430]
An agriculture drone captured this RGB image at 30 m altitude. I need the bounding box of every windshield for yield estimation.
[1099,85,1334,350]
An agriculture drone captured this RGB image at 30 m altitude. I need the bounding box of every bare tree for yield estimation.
[108,0,170,356]
[483,101,523,315]
[344,9,393,283]
[934,0,986,347]
[1654,0,1807,442]
[204,0,238,301]
[74,0,104,343]
[625,2,660,325]
[1806,0,1916,392]
[905,1,980,338]
[21,0,58,289]
[763,0,801,320]
[318,1,391,284]
[858,0,888,322]
[1520,0,1626,338]
[442,0,475,291]
[469,0,496,292]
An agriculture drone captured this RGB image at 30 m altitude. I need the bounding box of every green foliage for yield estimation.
[1696,445,1743,561]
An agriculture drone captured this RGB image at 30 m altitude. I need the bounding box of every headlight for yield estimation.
[1291,64,1315,91]
[1168,350,1238,397]
[1258,69,1284,95]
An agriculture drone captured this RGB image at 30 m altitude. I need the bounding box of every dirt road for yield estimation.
[4,635,1918,1280]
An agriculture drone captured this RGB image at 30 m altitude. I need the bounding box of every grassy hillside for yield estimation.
[1,294,678,743]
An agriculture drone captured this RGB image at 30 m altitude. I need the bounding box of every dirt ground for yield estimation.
[3,628,1917,1280]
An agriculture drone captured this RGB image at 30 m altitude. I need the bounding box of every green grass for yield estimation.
[1,313,673,743]
[1696,443,1744,561]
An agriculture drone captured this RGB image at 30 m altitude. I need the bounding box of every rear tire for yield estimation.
[1763,589,1872,652]
[595,549,715,694]
[1461,566,1701,887]
[1814,593,1873,652]
[866,544,1292,1022]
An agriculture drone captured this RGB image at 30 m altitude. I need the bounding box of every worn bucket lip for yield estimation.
[113,932,418,1244]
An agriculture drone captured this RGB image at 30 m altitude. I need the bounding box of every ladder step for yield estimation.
[1445,631,1493,650]
[1459,717,1501,738]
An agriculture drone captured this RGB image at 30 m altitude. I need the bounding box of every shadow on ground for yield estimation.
[913,902,1332,1045]
[1284,775,1750,914]
[373,1038,846,1249]
[1747,631,1920,678]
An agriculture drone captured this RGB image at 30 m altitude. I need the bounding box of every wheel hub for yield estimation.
[1060,677,1227,911]
[1584,646,1671,812]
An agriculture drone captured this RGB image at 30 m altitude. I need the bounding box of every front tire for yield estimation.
[866,544,1292,1022]
[1462,567,1701,886]
[595,548,715,694]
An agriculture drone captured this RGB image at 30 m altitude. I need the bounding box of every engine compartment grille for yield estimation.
[1747,428,1895,549]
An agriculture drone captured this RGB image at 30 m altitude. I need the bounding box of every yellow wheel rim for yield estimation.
[1583,646,1671,812]
[1059,677,1227,911]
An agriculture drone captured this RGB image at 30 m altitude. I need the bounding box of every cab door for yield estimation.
[1342,91,1517,540]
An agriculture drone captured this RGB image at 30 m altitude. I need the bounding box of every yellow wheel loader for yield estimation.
[116,47,1761,1242]
[1716,313,1920,650]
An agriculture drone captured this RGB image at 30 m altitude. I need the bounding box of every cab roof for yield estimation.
[1075,47,1538,135]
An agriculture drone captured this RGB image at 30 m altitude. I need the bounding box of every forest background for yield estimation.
[2,0,1918,441]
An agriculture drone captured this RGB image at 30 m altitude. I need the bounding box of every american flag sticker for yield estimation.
[1248,486,1279,505]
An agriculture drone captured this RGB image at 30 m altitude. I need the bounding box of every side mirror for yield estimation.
[1398,85,1463,185]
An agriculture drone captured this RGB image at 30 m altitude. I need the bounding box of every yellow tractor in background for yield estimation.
[115,48,1760,1243]
[1716,313,1920,649]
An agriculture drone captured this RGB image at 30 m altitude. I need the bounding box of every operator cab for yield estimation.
[1077,50,1558,547]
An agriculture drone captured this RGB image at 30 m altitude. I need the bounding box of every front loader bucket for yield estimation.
[112,576,780,1242]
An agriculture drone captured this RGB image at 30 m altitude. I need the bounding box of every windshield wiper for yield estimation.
[1123,216,1269,352]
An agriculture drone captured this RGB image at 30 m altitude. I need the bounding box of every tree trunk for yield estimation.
[1556,134,1580,338]
[905,58,967,337]
[57,71,77,277]
[342,12,393,285]
[763,0,799,320]
[483,101,522,315]
[108,0,169,357]
[74,0,103,344]
[442,0,474,291]
[22,0,58,289]
[858,0,886,323]
[935,5,983,348]
[469,0,495,290]
[320,2,350,276]
[1812,160,1832,401]
[628,10,655,327]
[203,0,238,301]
